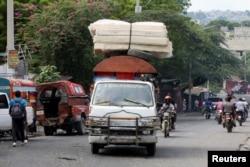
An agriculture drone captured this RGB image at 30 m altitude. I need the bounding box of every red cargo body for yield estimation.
[226,80,247,94]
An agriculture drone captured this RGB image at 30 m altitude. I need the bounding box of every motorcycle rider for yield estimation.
[204,98,212,116]
[158,95,176,128]
[235,97,247,121]
[216,98,223,110]
[222,96,236,127]
[215,98,223,120]
[242,97,248,119]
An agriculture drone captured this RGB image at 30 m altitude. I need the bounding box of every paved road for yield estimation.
[0,112,249,167]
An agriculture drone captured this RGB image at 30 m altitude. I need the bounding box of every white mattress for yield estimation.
[89,19,173,59]
[88,19,131,36]
[131,30,168,37]
[132,22,166,31]
[96,29,130,36]
[94,36,130,44]
[130,43,172,52]
[131,36,169,45]
[94,43,129,51]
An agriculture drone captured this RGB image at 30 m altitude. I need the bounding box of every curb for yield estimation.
[239,137,250,151]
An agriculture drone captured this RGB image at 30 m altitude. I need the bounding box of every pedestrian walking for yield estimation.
[9,90,28,147]
[182,99,187,112]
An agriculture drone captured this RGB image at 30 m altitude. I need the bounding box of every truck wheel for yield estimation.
[146,144,156,156]
[75,117,86,135]
[91,144,99,154]
[44,127,54,136]
[66,127,73,135]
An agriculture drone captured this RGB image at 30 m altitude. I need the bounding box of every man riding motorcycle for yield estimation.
[222,96,236,127]
[242,97,249,119]
[158,96,176,128]
[204,98,212,118]
[235,97,247,122]
[215,98,223,123]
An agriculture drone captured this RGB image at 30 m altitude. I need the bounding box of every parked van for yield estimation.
[0,78,36,133]
[0,92,35,133]
[87,80,160,156]
[35,80,89,136]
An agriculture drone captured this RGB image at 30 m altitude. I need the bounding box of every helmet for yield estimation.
[165,96,171,99]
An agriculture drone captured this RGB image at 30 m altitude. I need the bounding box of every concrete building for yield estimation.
[221,26,250,57]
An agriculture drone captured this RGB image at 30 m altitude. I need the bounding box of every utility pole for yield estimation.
[188,57,192,112]
[6,0,15,76]
[135,0,142,13]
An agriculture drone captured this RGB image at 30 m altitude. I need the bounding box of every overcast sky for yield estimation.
[188,0,250,12]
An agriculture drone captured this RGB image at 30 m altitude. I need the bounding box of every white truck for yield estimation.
[0,92,35,134]
[87,80,160,156]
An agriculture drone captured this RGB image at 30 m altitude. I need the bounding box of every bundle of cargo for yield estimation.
[88,19,173,59]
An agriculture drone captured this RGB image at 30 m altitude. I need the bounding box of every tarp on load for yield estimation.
[93,56,157,73]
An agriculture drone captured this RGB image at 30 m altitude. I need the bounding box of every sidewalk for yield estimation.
[239,137,250,151]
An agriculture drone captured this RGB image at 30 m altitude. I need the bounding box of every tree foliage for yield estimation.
[18,0,111,87]
[35,65,60,84]
[124,10,242,92]
[108,0,191,19]
[1,0,244,93]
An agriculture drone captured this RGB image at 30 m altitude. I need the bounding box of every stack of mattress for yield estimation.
[88,19,173,59]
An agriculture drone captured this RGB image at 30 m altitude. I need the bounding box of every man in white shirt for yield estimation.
[235,98,247,120]
[242,97,248,118]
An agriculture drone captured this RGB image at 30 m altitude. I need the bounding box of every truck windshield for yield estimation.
[92,83,154,107]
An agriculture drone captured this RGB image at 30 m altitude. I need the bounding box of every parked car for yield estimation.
[0,92,35,134]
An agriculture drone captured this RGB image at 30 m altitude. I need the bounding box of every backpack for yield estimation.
[10,100,24,118]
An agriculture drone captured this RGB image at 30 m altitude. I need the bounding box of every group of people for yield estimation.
[217,95,248,127]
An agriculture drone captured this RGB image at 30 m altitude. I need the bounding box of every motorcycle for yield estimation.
[205,106,212,119]
[211,104,217,112]
[236,110,245,126]
[224,113,234,133]
[215,109,222,124]
[161,112,170,137]
[169,111,176,130]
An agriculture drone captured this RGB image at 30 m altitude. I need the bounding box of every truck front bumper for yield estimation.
[88,135,157,145]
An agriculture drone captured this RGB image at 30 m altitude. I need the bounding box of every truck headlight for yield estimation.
[139,117,159,126]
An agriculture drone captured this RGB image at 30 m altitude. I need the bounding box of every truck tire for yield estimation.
[91,144,99,154]
[65,126,73,135]
[44,126,54,136]
[146,143,156,156]
[75,117,86,135]
[127,49,153,61]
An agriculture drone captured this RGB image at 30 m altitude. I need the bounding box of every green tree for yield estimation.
[124,10,242,92]
[35,65,60,83]
[0,0,7,52]
[0,0,54,65]
[18,0,111,87]
[108,0,191,19]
